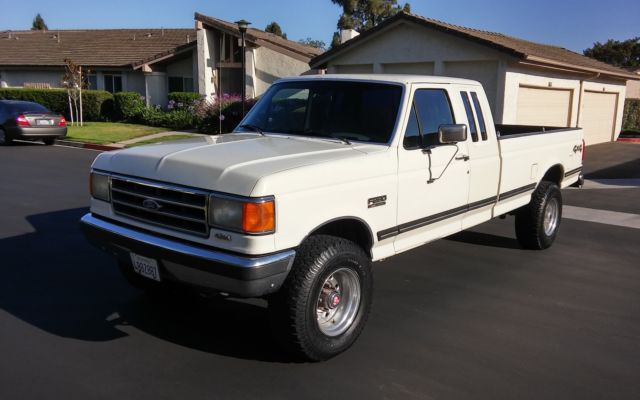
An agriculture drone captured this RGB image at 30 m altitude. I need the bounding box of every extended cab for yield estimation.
[81,75,584,361]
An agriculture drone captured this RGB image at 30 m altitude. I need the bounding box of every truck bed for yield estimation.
[496,124,581,139]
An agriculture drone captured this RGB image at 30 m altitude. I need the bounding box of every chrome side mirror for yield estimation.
[438,124,468,144]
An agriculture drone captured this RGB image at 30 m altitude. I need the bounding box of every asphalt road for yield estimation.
[1,143,639,400]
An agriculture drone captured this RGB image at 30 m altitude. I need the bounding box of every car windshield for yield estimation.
[7,102,49,113]
[235,80,403,144]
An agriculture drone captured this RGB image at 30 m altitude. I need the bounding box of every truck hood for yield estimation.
[92,134,376,196]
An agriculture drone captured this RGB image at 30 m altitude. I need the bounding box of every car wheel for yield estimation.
[515,181,562,250]
[0,128,12,146]
[268,235,373,361]
[42,138,55,145]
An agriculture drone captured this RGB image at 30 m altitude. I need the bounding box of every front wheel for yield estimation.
[515,181,562,250]
[268,235,373,361]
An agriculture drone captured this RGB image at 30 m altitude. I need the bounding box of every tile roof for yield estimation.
[0,28,196,68]
[311,12,638,80]
[194,13,323,62]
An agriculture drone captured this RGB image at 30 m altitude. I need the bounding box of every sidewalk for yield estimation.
[56,129,206,151]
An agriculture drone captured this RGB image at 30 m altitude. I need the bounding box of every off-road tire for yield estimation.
[515,181,562,250]
[268,235,373,361]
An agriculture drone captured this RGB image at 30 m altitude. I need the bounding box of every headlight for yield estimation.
[209,195,275,234]
[90,172,111,202]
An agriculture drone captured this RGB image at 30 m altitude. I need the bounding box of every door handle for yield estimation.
[455,154,470,161]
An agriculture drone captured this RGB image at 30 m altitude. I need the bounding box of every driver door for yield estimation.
[394,86,470,253]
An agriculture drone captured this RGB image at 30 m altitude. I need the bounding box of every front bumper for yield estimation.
[80,213,295,297]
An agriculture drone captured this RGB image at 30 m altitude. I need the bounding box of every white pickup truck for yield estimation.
[81,75,584,360]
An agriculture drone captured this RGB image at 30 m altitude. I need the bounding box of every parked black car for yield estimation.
[0,100,67,145]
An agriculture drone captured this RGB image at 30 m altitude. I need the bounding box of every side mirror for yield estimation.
[438,124,467,144]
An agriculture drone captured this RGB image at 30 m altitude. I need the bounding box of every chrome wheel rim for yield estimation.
[543,197,559,236]
[316,268,361,337]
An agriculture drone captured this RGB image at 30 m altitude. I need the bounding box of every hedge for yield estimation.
[168,92,201,107]
[0,88,114,121]
[114,92,145,121]
[623,99,640,131]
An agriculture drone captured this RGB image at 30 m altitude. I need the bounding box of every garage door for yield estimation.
[333,64,373,74]
[581,91,618,145]
[516,86,573,127]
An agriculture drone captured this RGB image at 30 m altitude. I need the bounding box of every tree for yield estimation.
[331,0,410,31]
[62,59,84,127]
[265,22,287,39]
[31,13,48,31]
[299,37,327,51]
[584,37,640,69]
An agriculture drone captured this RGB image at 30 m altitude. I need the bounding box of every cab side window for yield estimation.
[403,89,455,149]
[460,92,478,142]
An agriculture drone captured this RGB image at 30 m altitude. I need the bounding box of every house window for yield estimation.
[222,34,242,63]
[104,74,123,93]
[168,77,194,93]
[86,74,97,90]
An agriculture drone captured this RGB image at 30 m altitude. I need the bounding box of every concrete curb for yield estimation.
[54,139,123,151]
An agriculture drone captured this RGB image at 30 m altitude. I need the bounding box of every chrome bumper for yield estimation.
[80,213,296,297]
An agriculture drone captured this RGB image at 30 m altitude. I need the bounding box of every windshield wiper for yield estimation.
[238,124,265,136]
[334,136,352,145]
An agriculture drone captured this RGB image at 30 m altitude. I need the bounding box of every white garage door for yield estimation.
[333,64,373,74]
[581,91,618,145]
[516,86,573,127]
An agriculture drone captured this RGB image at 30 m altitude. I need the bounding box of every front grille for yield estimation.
[110,176,209,236]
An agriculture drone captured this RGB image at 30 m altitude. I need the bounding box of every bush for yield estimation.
[140,108,196,130]
[114,92,146,121]
[194,94,257,134]
[168,92,201,109]
[623,99,640,131]
[0,88,114,121]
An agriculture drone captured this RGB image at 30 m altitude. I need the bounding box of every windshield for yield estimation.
[235,80,403,144]
[6,102,50,113]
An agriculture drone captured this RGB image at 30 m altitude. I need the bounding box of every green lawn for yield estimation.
[66,122,166,144]
[126,134,195,147]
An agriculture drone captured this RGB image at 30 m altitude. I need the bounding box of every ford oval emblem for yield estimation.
[142,199,162,211]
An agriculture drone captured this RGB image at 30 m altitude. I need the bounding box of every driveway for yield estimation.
[0,142,638,400]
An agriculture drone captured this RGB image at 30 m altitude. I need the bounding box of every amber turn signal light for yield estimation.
[242,201,275,233]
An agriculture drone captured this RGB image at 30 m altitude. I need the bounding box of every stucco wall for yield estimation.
[503,64,627,139]
[627,78,640,100]
[252,46,311,97]
[0,68,64,88]
[166,56,194,78]
[196,27,216,98]
[126,71,146,95]
[145,72,168,107]
[323,21,508,115]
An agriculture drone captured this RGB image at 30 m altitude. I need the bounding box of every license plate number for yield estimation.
[130,253,161,281]
[36,119,53,126]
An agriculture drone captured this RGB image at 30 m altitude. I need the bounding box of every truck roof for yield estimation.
[277,74,483,86]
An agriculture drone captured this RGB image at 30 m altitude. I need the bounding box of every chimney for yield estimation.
[340,29,359,44]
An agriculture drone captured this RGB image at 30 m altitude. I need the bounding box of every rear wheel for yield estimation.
[42,138,55,145]
[0,128,12,146]
[268,235,373,361]
[515,181,562,250]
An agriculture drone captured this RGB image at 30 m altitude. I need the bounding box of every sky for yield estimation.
[0,0,638,53]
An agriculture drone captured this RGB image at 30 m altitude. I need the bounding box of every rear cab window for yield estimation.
[460,92,478,142]
[470,92,488,141]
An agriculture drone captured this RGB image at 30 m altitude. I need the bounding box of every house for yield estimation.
[310,12,640,145]
[0,28,197,106]
[194,12,323,100]
[626,68,640,100]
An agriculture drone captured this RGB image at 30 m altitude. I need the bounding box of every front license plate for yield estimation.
[36,119,53,126]
[130,253,161,282]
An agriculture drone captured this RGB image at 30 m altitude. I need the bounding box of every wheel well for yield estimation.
[541,164,564,186]
[308,218,373,257]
